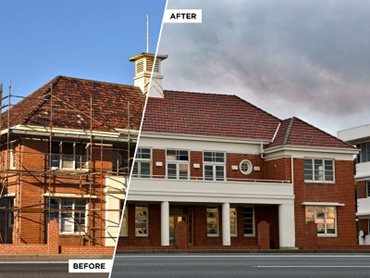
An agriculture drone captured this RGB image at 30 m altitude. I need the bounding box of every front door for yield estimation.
[169,215,186,245]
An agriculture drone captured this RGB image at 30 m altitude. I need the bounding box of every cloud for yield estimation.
[159,0,370,134]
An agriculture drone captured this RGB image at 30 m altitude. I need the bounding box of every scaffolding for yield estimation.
[0,80,135,246]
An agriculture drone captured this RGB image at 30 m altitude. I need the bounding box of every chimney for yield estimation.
[129,53,167,98]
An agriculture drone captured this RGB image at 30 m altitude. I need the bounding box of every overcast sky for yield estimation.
[159,0,370,136]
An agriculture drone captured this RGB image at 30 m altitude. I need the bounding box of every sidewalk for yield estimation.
[0,254,112,261]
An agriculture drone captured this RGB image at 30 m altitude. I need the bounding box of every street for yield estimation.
[0,261,108,278]
[111,253,370,278]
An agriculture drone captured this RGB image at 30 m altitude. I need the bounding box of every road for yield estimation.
[111,253,370,278]
[0,261,108,278]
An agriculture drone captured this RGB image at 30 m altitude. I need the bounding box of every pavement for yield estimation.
[110,253,370,278]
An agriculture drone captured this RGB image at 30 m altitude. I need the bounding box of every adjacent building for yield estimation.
[338,125,370,245]
[119,54,358,250]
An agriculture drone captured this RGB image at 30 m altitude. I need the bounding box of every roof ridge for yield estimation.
[58,75,139,89]
[283,117,295,145]
[21,76,63,124]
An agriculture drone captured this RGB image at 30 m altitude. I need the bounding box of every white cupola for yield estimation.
[129,53,167,98]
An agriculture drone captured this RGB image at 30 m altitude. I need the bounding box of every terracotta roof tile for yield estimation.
[269,117,353,149]
[142,90,281,140]
[2,76,145,132]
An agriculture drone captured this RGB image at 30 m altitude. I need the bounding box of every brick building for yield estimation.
[118,54,358,250]
[338,125,370,245]
[0,72,145,253]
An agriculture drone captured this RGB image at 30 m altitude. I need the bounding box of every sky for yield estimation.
[159,0,370,135]
[0,0,165,99]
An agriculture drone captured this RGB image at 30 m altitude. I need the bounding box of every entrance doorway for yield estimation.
[169,206,193,246]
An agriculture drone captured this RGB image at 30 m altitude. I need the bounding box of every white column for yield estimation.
[278,203,296,248]
[222,202,231,246]
[161,201,169,246]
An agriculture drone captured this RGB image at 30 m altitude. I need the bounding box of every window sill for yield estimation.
[317,234,337,238]
[207,234,219,237]
[304,180,335,184]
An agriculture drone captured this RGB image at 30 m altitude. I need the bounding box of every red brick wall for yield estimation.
[293,158,357,248]
[190,151,203,178]
[357,181,367,199]
[152,149,166,177]
[227,153,264,180]
[264,157,292,181]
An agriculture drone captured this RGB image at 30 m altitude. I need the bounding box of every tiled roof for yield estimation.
[268,117,353,149]
[2,76,145,132]
[142,90,281,140]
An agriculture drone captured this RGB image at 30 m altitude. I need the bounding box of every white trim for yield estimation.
[271,122,281,143]
[301,202,345,207]
[265,145,358,155]
[141,131,270,145]
[43,192,97,199]
[2,192,16,197]
[8,124,138,141]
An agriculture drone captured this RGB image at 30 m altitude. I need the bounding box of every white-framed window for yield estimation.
[366,181,370,198]
[230,207,237,237]
[132,148,151,178]
[120,205,128,237]
[48,198,87,235]
[135,205,148,237]
[203,152,225,181]
[305,206,337,236]
[357,143,370,163]
[239,159,253,175]
[50,141,88,170]
[304,158,334,183]
[166,149,189,180]
[207,207,219,237]
[243,207,255,236]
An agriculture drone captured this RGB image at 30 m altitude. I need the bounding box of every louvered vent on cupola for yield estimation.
[129,52,168,97]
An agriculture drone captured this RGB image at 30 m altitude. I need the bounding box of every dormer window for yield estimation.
[50,141,88,170]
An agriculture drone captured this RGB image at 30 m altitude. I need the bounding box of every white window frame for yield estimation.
[207,207,219,237]
[133,148,152,178]
[49,198,88,235]
[166,149,189,180]
[304,158,335,183]
[203,151,226,181]
[135,205,148,237]
[243,207,255,237]
[366,181,370,198]
[230,207,237,237]
[305,206,337,237]
[239,159,253,175]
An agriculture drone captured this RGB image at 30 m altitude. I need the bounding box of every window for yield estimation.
[166,149,189,180]
[230,207,237,237]
[207,207,219,237]
[357,143,370,163]
[120,206,128,237]
[203,152,225,181]
[305,206,337,236]
[304,158,334,182]
[50,142,88,170]
[48,198,87,234]
[367,181,370,197]
[243,207,255,236]
[135,205,148,236]
[132,148,151,178]
[240,160,253,175]
[6,197,14,229]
